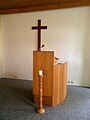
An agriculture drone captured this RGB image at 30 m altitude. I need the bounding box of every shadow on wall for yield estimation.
[83,15,90,87]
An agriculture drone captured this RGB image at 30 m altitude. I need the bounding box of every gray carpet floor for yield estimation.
[0,78,90,120]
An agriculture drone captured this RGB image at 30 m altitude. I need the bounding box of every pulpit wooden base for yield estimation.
[34,95,52,106]
[33,51,67,106]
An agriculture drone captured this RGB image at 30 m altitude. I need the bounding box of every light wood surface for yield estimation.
[33,51,67,106]
[33,51,54,97]
[37,75,45,114]
[58,63,67,103]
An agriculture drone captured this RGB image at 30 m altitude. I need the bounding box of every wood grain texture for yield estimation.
[0,0,90,14]
[33,51,67,106]
[33,51,54,97]
[58,62,67,103]
[34,95,52,106]
[53,64,60,105]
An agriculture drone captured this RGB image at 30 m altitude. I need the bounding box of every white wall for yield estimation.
[0,16,1,78]
[1,7,90,87]
[83,11,90,87]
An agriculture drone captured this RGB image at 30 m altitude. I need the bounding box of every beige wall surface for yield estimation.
[1,7,90,87]
[83,10,90,87]
[0,16,1,77]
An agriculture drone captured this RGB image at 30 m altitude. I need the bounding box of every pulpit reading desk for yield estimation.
[33,51,67,106]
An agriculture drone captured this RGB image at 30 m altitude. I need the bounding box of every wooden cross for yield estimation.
[32,19,47,51]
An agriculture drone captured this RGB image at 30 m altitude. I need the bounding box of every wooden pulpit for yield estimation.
[33,51,67,106]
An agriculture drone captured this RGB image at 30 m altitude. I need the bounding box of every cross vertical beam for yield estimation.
[32,19,47,51]
[38,20,41,51]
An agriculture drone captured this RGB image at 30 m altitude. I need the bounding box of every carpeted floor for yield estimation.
[0,78,90,120]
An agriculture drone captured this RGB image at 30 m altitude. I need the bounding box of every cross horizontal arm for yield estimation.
[32,26,38,30]
[41,26,47,29]
[32,26,47,30]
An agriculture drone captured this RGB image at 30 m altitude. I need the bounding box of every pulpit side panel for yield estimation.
[33,51,54,97]
[58,62,67,103]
